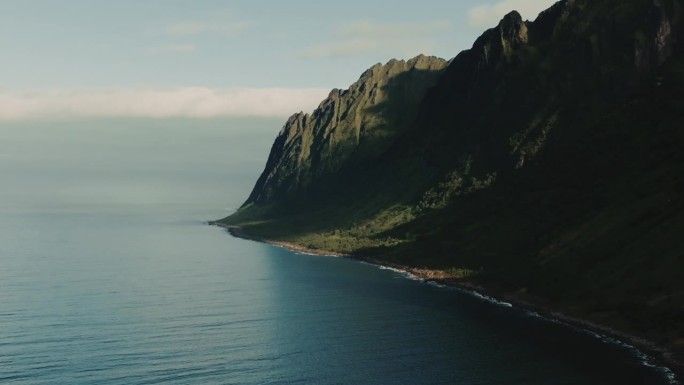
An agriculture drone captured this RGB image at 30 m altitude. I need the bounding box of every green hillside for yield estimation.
[218,0,684,366]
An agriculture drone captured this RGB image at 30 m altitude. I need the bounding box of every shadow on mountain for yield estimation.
[355,50,684,343]
[222,0,684,360]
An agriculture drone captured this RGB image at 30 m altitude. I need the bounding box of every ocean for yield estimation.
[0,119,674,384]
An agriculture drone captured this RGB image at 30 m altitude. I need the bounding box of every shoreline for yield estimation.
[210,222,682,384]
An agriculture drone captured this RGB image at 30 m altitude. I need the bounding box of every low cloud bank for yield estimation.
[0,87,330,120]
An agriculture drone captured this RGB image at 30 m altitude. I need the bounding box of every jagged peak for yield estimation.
[360,55,447,79]
[314,56,448,107]
[499,10,523,27]
[468,9,530,61]
[385,54,447,69]
[408,54,448,69]
[501,11,529,46]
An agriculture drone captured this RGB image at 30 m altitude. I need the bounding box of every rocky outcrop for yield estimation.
[245,55,448,205]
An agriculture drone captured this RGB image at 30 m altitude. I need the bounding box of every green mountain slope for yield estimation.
[244,55,448,205]
[219,0,684,364]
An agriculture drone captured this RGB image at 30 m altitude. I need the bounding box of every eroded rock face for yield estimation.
[245,55,448,205]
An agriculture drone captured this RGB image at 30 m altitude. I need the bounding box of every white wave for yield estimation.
[377,265,407,273]
[463,289,514,308]
[521,312,678,384]
[426,280,448,288]
[376,265,421,281]
[354,259,678,384]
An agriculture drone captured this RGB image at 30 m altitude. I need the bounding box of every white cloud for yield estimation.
[147,44,196,54]
[467,0,558,28]
[302,20,451,59]
[165,20,251,37]
[0,87,330,120]
[337,20,452,38]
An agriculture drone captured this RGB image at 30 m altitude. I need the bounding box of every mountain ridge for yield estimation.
[244,54,448,205]
[218,0,684,374]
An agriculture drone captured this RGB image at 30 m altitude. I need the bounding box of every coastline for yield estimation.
[210,222,682,384]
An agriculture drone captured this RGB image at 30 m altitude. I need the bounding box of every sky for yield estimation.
[0,0,558,120]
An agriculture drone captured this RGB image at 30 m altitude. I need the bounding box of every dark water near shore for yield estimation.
[0,119,675,384]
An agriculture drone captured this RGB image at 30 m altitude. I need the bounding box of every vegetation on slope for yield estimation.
[220,0,684,359]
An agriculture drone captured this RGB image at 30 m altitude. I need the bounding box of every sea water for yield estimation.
[0,119,674,384]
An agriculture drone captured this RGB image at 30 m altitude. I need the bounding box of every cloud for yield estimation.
[337,20,452,38]
[0,87,330,120]
[467,0,558,28]
[302,20,451,59]
[165,20,251,37]
[147,44,196,54]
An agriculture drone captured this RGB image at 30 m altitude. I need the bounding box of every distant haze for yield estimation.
[0,118,280,214]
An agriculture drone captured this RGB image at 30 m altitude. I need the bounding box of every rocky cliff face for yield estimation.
[401,0,683,208]
[243,0,682,209]
[224,0,684,359]
[245,55,448,205]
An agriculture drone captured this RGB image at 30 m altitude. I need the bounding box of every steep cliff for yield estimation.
[245,55,448,205]
[220,0,684,364]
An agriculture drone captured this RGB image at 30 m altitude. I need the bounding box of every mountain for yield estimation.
[219,0,684,368]
[244,54,448,205]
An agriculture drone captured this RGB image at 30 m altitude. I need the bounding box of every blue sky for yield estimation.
[0,0,557,119]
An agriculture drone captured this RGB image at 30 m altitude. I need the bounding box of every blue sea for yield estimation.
[0,119,676,384]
